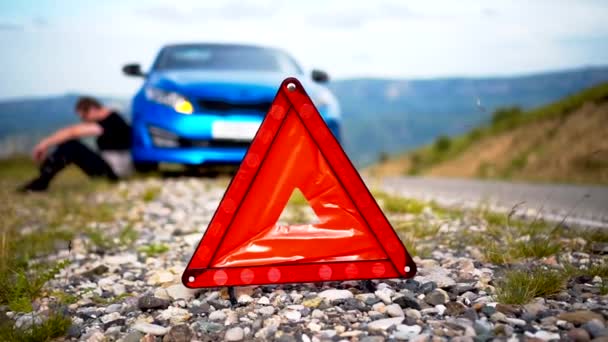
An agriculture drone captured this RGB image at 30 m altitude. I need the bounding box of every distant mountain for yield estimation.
[1,66,608,164]
[330,66,608,165]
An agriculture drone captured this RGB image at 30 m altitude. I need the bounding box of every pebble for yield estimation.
[208,310,227,321]
[526,330,561,340]
[424,289,449,305]
[163,324,193,342]
[558,311,605,325]
[166,284,198,300]
[138,295,170,310]
[283,310,302,321]
[394,295,421,310]
[568,328,591,342]
[225,326,245,341]
[132,322,169,335]
[368,317,405,331]
[386,303,405,317]
[394,324,422,340]
[318,289,353,301]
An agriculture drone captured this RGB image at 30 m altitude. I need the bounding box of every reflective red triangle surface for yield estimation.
[183,78,417,288]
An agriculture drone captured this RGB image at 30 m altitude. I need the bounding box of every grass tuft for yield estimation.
[496,267,566,304]
[0,312,72,342]
[141,186,161,202]
[137,243,169,257]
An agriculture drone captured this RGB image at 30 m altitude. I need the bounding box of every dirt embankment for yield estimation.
[370,101,608,185]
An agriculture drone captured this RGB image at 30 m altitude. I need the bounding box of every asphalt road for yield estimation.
[379,177,608,228]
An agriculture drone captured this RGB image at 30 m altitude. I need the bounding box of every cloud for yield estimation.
[136,0,282,23]
[0,22,23,31]
[306,2,418,29]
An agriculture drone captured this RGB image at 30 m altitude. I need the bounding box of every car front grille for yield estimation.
[178,137,251,148]
[149,126,250,149]
[198,99,272,114]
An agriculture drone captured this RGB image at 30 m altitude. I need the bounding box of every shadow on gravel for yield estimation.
[155,164,240,179]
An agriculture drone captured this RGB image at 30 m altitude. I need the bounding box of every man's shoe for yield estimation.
[17,178,49,192]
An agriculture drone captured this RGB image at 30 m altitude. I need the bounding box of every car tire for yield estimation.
[134,162,159,173]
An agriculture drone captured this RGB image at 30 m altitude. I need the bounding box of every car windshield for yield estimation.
[154,45,303,74]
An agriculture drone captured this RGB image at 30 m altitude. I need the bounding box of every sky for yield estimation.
[0,0,607,99]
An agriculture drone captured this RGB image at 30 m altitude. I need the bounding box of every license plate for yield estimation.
[211,121,260,141]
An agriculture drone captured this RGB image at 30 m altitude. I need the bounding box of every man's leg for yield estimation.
[19,140,117,192]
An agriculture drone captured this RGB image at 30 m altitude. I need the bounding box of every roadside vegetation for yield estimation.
[370,82,608,184]
[374,190,608,305]
[0,157,124,340]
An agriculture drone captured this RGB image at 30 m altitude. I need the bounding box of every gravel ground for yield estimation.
[6,177,608,341]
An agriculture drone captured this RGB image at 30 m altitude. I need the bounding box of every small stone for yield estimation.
[394,295,421,310]
[386,304,405,317]
[558,311,605,325]
[368,317,404,331]
[420,282,437,294]
[258,306,275,316]
[424,289,448,306]
[81,264,109,278]
[283,310,301,321]
[209,310,226,321]
[163,324,194,342]
[302,297,323,308]
[67,324,82,338]
[506,317,526,326]
[257,296,270,305]
[225,327,244,341]
[567,328,591,342]
[122,331,143,342]
[133,322,169,336]
[157,307,192,325]
[394,324,422,340]
[138,295,170,310]
[199,321,223,333]
[166,284,198,300]
[85,330,105,342]
[583,319,606,338]
[147,270,175,285]
[105,303,122,314]
[446,301,467,316]
[238,294,253,304]
[318,289,353,302]
[112,283,126,296]
[527,330,561,340]
[375,288,393,304]
[417,267,456,288]
[405,308,422,320]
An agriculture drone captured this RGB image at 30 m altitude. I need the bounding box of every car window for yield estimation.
[155,45,302,74]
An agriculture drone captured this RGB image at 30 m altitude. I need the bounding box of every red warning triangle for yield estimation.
[183,78,416,288]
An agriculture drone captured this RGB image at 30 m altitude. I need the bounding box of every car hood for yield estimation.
[147,70,318,101]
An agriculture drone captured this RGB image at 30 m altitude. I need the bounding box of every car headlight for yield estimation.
[145,87,194,114]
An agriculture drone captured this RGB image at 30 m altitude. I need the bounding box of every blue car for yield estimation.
[122,43,341,171]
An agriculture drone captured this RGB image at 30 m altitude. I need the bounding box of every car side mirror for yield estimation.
[122,63,145,77]
[311,69,329,83]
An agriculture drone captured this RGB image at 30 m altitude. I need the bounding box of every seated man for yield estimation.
[19,96,133,192]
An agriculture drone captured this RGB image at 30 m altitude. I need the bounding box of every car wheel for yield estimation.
[134,162,159,173]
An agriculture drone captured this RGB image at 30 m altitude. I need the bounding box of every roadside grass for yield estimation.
[141,186,161,202]
[0,312,72,342]
[0,156,120,339]
[463,209,561,264]
[495,267,566,305]
[137,243,170,257]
